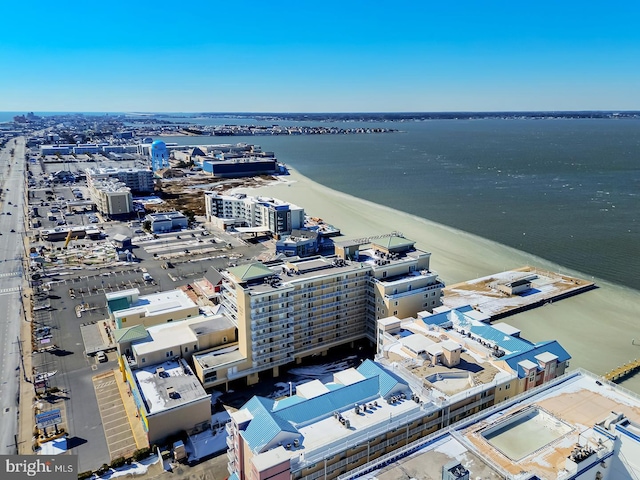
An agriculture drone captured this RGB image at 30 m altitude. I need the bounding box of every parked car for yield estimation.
[96,351,107,363]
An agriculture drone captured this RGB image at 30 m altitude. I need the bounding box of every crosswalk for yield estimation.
[0,271,21,278]
[0,286,20,295]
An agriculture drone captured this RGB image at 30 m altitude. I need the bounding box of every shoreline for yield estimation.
[233,168,640,393]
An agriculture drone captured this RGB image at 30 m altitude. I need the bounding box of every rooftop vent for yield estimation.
[167,386,180,399]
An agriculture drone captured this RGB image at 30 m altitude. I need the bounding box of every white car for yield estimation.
[96,351,107,363]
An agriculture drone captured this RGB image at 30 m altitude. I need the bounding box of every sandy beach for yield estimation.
[235,169,640,393]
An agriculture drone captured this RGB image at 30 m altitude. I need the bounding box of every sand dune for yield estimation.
[234,169,640,393]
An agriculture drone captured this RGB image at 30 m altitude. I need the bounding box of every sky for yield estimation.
[1,1,640,113]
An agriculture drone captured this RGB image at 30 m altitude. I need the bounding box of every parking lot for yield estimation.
[25,221,268,470]
[92,371,139,461]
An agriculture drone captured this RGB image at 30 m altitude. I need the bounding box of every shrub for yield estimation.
[110,457,126,469]
[78,470,93,480]
[132,447,150,461]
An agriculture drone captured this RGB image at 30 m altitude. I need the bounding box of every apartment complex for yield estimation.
[204,192,304,236]
[204,235,444,390]
[88,179,133,215]
[225,304,571,480]
[86,166,154,193]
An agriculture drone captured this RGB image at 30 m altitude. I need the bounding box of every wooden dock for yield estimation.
[603,358,640,382]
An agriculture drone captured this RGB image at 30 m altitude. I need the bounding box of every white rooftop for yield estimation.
[252,445,289,472]
[535,351,558,363]
[492,322,521,336]
[134,359,209,415]
[113,289,197,319]
[295,380,329,400]
[332,368,366,387]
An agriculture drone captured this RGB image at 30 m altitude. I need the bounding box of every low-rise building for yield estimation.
[145,211,188,232]
[107,288,200,329]
[120,357,211,445]
[115,314,237,368]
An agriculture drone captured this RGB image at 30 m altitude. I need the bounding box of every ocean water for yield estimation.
[161,118,640,292]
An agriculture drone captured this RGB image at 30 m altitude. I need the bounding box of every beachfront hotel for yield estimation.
[197,234,444,390]
[225,308,572,480]
[203,192,305,236]
[339,369,640,480]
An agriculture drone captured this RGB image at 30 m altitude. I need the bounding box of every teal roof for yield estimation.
[357,359,407,397]
[228,263,273,282]
[108,296,131,313]
[504,341,571,378]
[239,361,410,452]
[114,324,148,344]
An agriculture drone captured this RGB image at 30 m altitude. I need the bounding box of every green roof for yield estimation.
[228,263,273,282]
[371,235,415,251]
[114,324,148,344]
[108,296,131,313]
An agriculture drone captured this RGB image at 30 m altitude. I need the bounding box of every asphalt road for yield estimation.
[0,137,27,454]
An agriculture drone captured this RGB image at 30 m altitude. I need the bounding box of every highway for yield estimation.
[0,137,27,454]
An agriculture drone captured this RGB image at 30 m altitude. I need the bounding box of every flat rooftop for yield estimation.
[229,257,366,295]
[461,370,639,479]
[133,359,209,415]
[355,370,640,480]
[131,314,233,357]
[194,345,245,371]
[442,266,595,319]
[382,318,516,398]
[113,289,197,318]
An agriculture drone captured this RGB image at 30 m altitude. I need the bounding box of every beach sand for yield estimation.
[234,169,640,393]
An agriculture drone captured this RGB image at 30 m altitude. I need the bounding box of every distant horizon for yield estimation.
[4,109,640,115]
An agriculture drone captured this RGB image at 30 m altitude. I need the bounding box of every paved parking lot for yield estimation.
[93,371,137,461]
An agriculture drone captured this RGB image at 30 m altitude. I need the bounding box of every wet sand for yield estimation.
[234,169,640,393]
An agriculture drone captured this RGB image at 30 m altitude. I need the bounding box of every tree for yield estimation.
[142,220,151,232]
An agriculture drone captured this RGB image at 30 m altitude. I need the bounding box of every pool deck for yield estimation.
[442,266,596,320]
[460,374,640,479]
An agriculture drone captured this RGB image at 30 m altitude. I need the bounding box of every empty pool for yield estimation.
[482,407,572,461]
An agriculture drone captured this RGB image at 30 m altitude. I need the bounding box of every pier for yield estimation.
[442,266,596,321]
[603,358,640,382]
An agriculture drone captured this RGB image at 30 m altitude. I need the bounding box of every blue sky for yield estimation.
[1,1,640,112]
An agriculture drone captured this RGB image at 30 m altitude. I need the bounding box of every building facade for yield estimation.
[205,235,445,390]
[204,193,304,237]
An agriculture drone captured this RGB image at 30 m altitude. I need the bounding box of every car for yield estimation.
[96,351,107,363]
[142,273,153,282]
[7,211,11,215]
[10,229,15,232]
[134,229,143,234]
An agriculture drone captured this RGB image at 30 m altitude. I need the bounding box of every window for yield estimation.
[505,384,511,390]
[141,357,146,363]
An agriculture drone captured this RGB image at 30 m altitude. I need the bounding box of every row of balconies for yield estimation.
[252,345,294,362]
[251,315,294,330]
[291,286,367,305]
[252,328,293,343]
